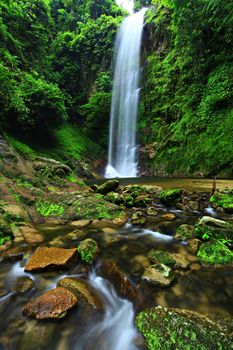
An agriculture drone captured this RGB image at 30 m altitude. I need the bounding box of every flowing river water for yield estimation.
[0,178,233,349]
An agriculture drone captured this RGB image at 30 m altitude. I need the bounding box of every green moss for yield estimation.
[197,240,233,265]
[148,250,177,268]
[136,307,233,350]
[65,173,85,186]
[0,218,13,246]
[77,238,99,265]
[159,188,182,206]
[6,135,36,160]
[124,195,134,207]
[210,192,233,212]
[36,200,65,217]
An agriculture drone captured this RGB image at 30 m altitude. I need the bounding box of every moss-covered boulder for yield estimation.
[136,306,233,350]
[174,224,195,241]
[194,216,233,243]
[104,191,123,205]
[0,217,14,246]
[210,191,233,213]
[96,180,119,195]
[141,264,175,287]
[159,188,183,206]
[77,238,99,265]
[124,195,135,207]
[197,240,233,265]
[147,250,189,269]
[65,194,126,225]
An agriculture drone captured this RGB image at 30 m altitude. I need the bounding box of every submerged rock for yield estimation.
[57,277,103,309]
[136,306,233,350]
[23,287,77,319]
[141,264,175,287]
[24,247,77,272]
[96,180,119,195]
[12,276,35,293]
[20,321,55,350]
[12,223,44,245]
[0,246,30,262]
[197,240,233,265]
[77,238,99,265]
[70,220,92,228]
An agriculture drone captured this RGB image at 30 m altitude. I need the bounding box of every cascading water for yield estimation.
[105,3,147,178]
[76,271,139,350]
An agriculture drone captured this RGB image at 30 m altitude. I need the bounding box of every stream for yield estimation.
[0,179,233,349]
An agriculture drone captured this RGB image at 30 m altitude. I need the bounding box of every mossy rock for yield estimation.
[174,224,195,241]
[159,188,182,206]
[210,192,233,213]
[104,192,123,205]
[147,250,186,269]
[0,217,14,246]
[96,180,119,195]
[141,264,175,287]
[77,238,99,265]
[194,216,233,243]
[124,195,135,208]
[197,240,233,265]
[131,211,146,225]
[148,250,176,267]
[136,306,233,350]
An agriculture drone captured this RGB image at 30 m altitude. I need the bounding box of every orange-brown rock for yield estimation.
[24,247,77,272]
[23,287,77,319]
[161,213,176,221]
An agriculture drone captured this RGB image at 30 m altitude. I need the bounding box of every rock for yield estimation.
[12,276,35,293]
[23,287,77,320]
[19,320,55,350]
[146,207,158,216]
[147,250,189,269]
[188,200,199,211]
[65,194,126,224]
[131,211,146,225]
[0,246,30,262]
[174,224,194,241]
[0,288,7,297]
[70,220,91,228]
[141,264,175,287]
[159,188,183,206]
[194,216,233,241]
[34,157,72,176]
[100,261,139,303]
[25,247,77,272]
[188,238,201,253]
[161,213,176,221]
[136,306,233,350]
[65,229,87,241]
[12,223,44,245]
[96,180,119,195]
[124,195,135,207]
[104,192,123,205]
[57,277,103,309]
[197,240,233,265]
[134,195,151,207]
[77,238,99,265]
[210,192,233,213]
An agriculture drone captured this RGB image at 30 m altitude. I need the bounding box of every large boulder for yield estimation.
[136,306,233,350]
[159,188,183,206]
[194,216,233,242]
[57,277,103,309]
[96,180,119,195]
[77,238,99,265]
[141,264,175,287]
[23,287,77,320]
[24,247,77,272]
[197,240,233,265]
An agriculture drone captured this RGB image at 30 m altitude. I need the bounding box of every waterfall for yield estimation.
[105,4,147,178]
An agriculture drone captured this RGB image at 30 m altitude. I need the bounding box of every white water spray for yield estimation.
[105,5,147,178]
[77,271,139,350]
